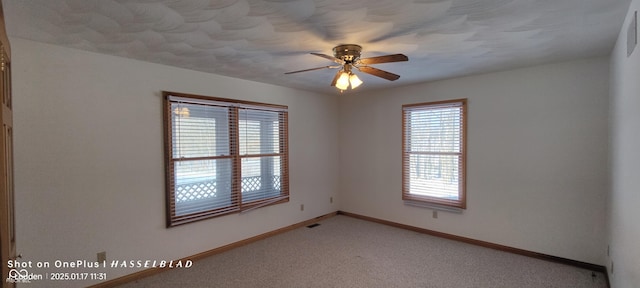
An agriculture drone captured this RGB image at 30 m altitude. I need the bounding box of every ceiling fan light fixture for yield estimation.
[349,73,363,89]
[335,72,350,90]
[285,44,408,91]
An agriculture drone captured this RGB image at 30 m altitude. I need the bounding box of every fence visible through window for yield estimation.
[175,175,282,202]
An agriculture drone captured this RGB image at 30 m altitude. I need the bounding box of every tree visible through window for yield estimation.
[402,99,467,209]
[164,92,289,226]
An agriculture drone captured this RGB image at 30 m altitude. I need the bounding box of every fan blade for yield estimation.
[359,54,408,65]
[311,52,343,64]
[357,66,401,81]
[330,70,341,87]
[284,66,333,74]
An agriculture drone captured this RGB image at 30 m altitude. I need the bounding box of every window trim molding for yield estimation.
[401,98,467,209]
[163,91,289,227]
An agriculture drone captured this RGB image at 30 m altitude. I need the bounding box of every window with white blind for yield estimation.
[164,92,289,226]
[402,99,467,209]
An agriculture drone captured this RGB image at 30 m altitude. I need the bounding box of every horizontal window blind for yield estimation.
[402,99,467,209]
[164,92,289,226]
[171,102,230,158]
[238,108,288,206]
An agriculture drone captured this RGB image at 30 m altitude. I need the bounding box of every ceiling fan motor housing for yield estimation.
[333,44,362,63]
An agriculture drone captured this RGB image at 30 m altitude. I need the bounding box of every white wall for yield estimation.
[608,1,640,286]
[339,58,610,265]
[11,38,340,287]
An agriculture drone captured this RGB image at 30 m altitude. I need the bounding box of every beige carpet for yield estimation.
[117,215,607,287]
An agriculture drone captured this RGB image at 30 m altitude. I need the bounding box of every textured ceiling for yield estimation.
[3,0,632,94]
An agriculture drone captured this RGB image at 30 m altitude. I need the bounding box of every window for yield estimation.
[164,92,289,226]
[402,99,467,209]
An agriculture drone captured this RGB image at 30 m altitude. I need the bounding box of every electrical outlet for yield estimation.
[300,204,304,211]
[432,210,438,219]
[330,197,333,204]
[97,251,106,263]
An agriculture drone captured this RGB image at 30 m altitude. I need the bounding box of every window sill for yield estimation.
[404,200,464,214]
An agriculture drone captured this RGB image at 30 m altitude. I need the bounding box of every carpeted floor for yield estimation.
[117,215,607,287]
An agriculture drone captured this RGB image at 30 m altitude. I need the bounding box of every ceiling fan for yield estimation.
[285,44,409,91]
